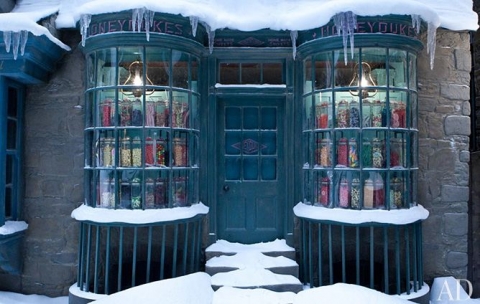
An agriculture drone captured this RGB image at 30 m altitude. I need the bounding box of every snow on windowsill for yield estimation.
[215,84,287,89]
[71,203,209,224]
[293,202,429,225]
[0,221,28,236]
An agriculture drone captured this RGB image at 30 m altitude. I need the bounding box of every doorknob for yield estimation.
[223,185,230,192]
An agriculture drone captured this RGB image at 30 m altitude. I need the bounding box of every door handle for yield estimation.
[223,185,230,192]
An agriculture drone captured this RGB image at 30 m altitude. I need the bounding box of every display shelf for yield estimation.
[85,46,201,209]
[302,47,417,210]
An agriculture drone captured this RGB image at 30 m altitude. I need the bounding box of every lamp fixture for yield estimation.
[122,60,154,98]
[349,62,377,99]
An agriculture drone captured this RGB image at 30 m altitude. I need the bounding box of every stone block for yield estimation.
[440,84,470,101]
[444,115,471,136]
[462,101,471,116]
[441,185,469,202]
[455,49,472,71]
[446,251,468,269]
[444,213,468,236]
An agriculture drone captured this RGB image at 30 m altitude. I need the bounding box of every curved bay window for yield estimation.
[84,46,200,209]
[303,47,418,210]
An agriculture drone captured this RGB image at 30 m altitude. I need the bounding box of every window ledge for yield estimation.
[293,202,429,225]
[71,203,209,224]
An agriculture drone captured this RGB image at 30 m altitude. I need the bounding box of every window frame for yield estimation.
[0,78,24,225]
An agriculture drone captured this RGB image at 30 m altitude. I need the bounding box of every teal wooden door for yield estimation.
[217,96,285,243]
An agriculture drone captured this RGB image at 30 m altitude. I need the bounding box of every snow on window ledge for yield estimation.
[215,84,287,89]
[293,202,429,225]
[71,203,209,224]
[0,221,28,236]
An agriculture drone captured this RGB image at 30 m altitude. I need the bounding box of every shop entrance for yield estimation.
[216,96,286,243]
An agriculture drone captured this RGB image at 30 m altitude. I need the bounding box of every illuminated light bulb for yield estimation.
[349,62,377,99]
[122,60,154,98]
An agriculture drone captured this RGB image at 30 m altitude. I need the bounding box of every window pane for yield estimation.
[314,52,333,89]
[7,87,17,117]
[219,63,240,84]
[5,188,12,218]
[6,155,13,184]
[96,48,117,87]
[243,158,258,180]
[7,119,16,149]
[304,58,313,93]
[146,48,170,86]
[191,57,199,92]
[335,49,359,87]
[389,49,408,89]
[225,132,242,155]
[225,157,241,180]
[261,133,276,155]
[172,51,189,89]
[225,107,241,129]
[241,63,261,84]
[261,158,276,180]
[261,108,276,130]
[243,108,258,130]
[263,63,282,84]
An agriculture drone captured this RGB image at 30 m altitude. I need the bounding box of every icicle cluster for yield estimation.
[80,14,91,47]
[427,22,437,70]
[290,30,298,59]
[333,11,357,65]
[190,16,199,37]
[132,8,155,41]
[411,15,438,69]
[203,23,215,54]
[3,31,29,60]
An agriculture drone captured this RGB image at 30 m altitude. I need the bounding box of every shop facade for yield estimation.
[0,0,478,301]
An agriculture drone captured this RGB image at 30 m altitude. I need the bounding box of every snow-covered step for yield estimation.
[212,286,296,304]
[205,239,296,260]
[205,251,299,277]
[205,239,302,293]
[210,268,303,293]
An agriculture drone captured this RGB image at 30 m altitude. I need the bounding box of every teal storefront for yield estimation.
[69,10,430,301]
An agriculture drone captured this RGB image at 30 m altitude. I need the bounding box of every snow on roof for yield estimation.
[71,203,209,224]
[0,0,477,44]
[293,203,429,225]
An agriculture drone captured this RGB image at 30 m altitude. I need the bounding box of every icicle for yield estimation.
[132,8,145,32]
[3,31,11,53]
[333,11,357,65]
[411,14,421,34]
[20,30,28,56]
[427,22,438,70]
[12,31,20,60]
[190,16,199,37]
[290,30,298,59]
[204,23,215,54]
[144,10,155,41]
[80,14,92,47]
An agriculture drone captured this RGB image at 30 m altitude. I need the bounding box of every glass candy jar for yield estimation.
[338,178,350,208]
[337,138,348,166]
[131,136,142,167]
[348,138,359,168]
[349,99,360,128]
[336,100,349,128]
[350,178,360,209]
[131,98,143,126]
[120,136,132,167]
[390,177,404,208]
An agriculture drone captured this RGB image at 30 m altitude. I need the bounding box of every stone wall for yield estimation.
[471,0,480,297]
[417,29,471,286]
[0,30,85,297]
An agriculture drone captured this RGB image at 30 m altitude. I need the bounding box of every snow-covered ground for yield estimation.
[3,274,479,304]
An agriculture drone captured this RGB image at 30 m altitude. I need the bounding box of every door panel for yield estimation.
[217,97,285,243]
